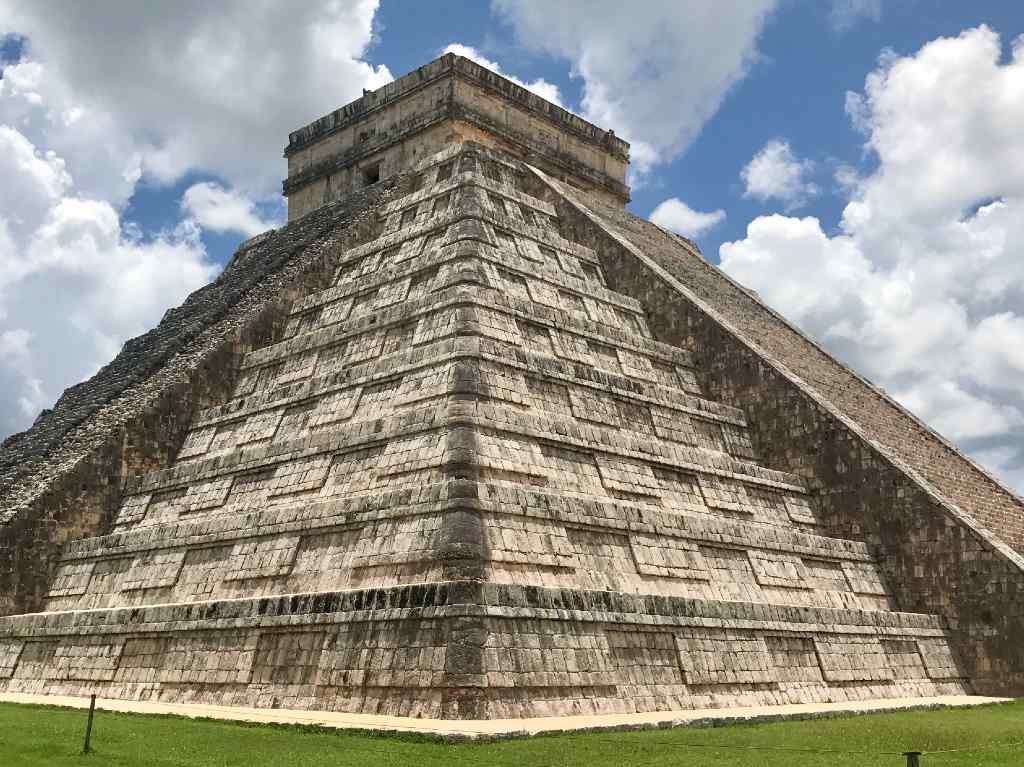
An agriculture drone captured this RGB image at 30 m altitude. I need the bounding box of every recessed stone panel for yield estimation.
[764,635,822,683]
[321,445,387,496]
[374,276,411,309]
[654,468,707,515]
[0,640,24,679]
[121,550,187,591]
[177,426,218,459]
[550,330,593,365]
[183,476,234,513]
[159,633,258,685]
[616,348,654,379]
[841,561,889,596]
[237,408,284,445]
[814,637,893,682]
[676,631,775,685]
[47,561,95,597]
[486,514,578,569]
[226,536,300,581]
[882,639,928,680]
[252,631,326,686]
[265,456,332,500]
[115,493,153,527]
[307,387,362,430]
[917,638,963,680]
[747,550,811,589]
[697,475,752,513]
[784,494,817,525]
[595,454,661,499]
[630,534,710,580]
[569,388,620,426]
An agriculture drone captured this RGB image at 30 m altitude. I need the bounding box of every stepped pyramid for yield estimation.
[1,54,1021,720]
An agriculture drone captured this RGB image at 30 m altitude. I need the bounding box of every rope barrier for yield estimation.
[579,734,1024,760]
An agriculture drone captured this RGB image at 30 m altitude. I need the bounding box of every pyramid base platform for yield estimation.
[0,692,1008,740]
[0,582,972,720]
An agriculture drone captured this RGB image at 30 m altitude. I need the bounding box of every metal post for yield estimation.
[903,751,922,767]
[82,694,96,755]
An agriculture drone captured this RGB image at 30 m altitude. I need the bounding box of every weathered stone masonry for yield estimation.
[536,170,1024,696]
[0,54,1019,718]
[0,180,401,615]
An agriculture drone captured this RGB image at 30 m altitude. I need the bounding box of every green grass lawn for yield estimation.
[1,700,1022,767]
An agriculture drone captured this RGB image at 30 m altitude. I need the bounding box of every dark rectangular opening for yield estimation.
[436,161,454,182]
[362,162,381,187]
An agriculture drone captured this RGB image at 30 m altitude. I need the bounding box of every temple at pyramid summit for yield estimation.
[1,53,1023,721]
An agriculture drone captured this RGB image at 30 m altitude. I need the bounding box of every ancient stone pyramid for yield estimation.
[1,54,1021,720]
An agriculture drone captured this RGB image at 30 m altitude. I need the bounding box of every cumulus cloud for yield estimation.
[741,139,819,209]
[0,1,391,198]
[720,26,1024,493]
[0,2,389,436]
[182,183,281,238]
[0,328,44,420]
[0,130,218,436]
[442,43,563,106]
[493,0,777,178]
[649,198,726,239]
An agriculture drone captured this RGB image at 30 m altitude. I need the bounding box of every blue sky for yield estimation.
[2,1,1024,493]
[85,0,1024,267]
[369,0,1024,264]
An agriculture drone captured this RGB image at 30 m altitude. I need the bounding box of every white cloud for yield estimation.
[0,130,218,435]
[0,328,44,419]
[493,0,778,178]
[649,198,726,239]
[442,43,563,106]
[0,1,392,198]
[0,3,390,437]
[830,0,882,32]
[721,26,1024,493]
[741,139,819,209]
[182,182,281,238]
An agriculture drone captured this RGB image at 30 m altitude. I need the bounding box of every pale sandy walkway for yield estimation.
[0,693,1010,739]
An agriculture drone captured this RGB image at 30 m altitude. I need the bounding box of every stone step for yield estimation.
[45,481,887,614]
[239,284,685,375]
[65,482,856,564]
[119,404,805,509]
[191,335,736,439]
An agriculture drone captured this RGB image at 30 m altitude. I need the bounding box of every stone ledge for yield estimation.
[0,693,1007,739]
[118,401,806,501]
[0,582,948,636]
[242,284,674,373]
[56,488,871,565]
[187,338,738,436]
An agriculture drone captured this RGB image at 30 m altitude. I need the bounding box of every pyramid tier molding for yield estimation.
[42,486,893,614]
[0,582,967,719]
[118,395,805,510]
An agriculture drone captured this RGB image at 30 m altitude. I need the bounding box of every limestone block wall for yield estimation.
[35,147,906,618]
[0,581,969,719]
[284,54,630,220]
